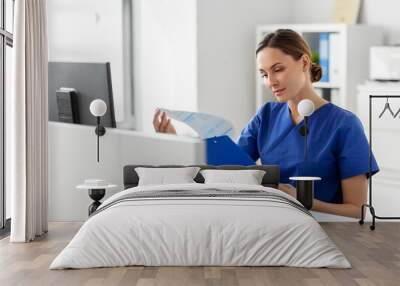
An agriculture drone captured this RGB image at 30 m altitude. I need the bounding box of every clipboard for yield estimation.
[205,135,256,166]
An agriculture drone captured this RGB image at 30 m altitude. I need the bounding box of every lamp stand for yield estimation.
[292,116,319,210]
[94,117,106,162]
[304,116,309,161]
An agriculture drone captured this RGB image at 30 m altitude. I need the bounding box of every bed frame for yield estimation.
[123,165,280,189]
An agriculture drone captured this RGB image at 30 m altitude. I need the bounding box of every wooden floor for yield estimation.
[0,222,399,286]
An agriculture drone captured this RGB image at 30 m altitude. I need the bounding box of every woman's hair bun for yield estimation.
[310,63,322,82]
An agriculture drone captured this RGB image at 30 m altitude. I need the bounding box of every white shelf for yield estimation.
[255,23,384,113]
[256,80,340,89]
[256,23,347,35]
[313,82,341,89]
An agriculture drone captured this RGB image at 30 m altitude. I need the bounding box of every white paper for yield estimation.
[160,108,234,139]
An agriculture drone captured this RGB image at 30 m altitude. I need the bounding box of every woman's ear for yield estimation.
[301,54,311,72]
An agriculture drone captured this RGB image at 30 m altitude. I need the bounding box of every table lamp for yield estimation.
[298,99,314,160]
[89,99,107,162]
[290,99,321,210]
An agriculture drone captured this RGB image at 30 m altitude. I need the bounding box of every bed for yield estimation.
[50,165,350,269]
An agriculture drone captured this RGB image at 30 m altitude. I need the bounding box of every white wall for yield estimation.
[133,0,198,135]
[359,0,400,44]
[197,0,291,138]
[47,0,126,123]
[290,0,400,45]
[48,122,205,221]
[133,0,291,137]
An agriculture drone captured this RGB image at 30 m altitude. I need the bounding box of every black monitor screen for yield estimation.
[48,62,116,128]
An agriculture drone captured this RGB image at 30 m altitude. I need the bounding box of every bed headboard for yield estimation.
[123,165,280,189]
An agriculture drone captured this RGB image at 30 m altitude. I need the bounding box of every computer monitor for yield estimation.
[48,62,116,128]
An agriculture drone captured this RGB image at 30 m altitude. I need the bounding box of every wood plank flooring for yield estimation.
[0,222,399,286]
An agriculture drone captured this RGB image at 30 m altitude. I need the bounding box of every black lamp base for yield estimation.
[295,180,314,210]
[95,125,106,136]
[88,189,105,215]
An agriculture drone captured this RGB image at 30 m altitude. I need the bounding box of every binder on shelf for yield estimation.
[205,135,256,166]
[319,33,330,82]
[329,33,340,84]
[56,87,79,123]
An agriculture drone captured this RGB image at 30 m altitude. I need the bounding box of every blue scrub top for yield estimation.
[237,102,379,204]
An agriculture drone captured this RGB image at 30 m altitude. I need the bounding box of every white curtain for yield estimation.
[8,0,48,242]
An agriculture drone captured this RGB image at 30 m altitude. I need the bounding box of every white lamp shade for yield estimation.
[298,99,315,117]
[90,99,107,117]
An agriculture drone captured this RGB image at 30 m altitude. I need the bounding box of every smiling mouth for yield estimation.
[273,88,286,95]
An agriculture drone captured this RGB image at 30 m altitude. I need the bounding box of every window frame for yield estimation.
[0,0,13,233]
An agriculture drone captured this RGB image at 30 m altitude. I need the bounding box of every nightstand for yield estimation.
[76,180,117,215]
[289,176,321,210]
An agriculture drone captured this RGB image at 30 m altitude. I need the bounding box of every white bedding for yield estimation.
[50,183,351,269]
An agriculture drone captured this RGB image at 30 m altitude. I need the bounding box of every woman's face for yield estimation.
[256,47,309,102]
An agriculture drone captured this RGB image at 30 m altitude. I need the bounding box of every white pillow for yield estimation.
[135,167,200,186]
[200,169,266,185]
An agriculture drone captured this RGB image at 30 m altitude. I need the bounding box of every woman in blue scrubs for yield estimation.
[153,29,379,218]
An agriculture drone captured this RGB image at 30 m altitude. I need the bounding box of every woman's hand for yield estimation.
[278,183,297,198]
[153,108,177,134]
